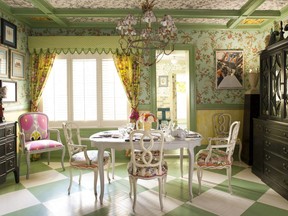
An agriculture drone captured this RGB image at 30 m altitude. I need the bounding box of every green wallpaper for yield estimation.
[0,8,269,113]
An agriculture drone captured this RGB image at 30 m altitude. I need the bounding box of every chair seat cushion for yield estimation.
[196,149,232,167]
[127,160,168,178]
[71,150,110,168]
[25,140,63,151]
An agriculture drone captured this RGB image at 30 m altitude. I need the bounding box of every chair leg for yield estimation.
[79,170,82,185]
[68,167,73,195]
[26,153,31,179]
[132,178,137,212]
[158,178,164,211]
[106,158,111,184]
[227,166,232,194]
[197,167,203,195]
[180,148,183,178]
[61,147,66,171]
[128,176,132,198]
[111,148,115,179]
[238,139,242,163]
[47,152,50,165]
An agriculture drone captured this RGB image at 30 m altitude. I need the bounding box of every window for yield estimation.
[42,53,129,127]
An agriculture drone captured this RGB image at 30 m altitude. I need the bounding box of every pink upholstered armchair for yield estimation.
[18,112,65,179]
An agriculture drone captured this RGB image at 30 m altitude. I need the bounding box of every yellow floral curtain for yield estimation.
[113,54,140,122]
[29,51,56,111]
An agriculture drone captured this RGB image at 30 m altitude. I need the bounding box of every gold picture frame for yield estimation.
[10,50,25,80]
[0,46,8,78]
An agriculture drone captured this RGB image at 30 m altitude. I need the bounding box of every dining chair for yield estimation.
[195,121,240,194]
[128,129,167,212]
[212,113,242,162]
[18,112,65,179]
[62,122,111,196]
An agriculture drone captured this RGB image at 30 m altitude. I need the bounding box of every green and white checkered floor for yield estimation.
[0,152,288,216]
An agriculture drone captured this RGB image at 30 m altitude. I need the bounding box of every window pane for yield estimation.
[43,59,67,121]
[102,59,128,120]
[72,59,97,121]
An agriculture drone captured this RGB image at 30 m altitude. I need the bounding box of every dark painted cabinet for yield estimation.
[253,40,288,200]
[0,122,19,184]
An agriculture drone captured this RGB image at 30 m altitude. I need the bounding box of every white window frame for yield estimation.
[42,53,130,128]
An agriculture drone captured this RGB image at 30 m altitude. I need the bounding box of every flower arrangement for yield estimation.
[129,108,139,123]
[139,112,157,123]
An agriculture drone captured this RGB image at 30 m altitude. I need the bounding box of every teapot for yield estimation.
[171,128,186,140]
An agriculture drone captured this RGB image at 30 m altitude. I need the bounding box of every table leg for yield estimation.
[97,146,105,205]
[187,148,195,202]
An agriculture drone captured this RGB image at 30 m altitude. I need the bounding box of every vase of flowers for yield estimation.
[139,112,157,131]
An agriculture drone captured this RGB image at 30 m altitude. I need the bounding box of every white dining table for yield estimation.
[89,130,202,204]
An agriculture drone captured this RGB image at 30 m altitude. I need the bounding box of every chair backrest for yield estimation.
[226,121,240,159]
[129,130,165,175]
[212,113,232,137]
[62,122,86,158]
[18,112,49,142]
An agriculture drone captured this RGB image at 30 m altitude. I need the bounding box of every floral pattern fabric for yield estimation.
[25,140,63,151]
[196,149,232,167]
[71,150,110,168]
[30,51,56,111]
[113,54,140,122]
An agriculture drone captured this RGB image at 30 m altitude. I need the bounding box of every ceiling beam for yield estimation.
[227,0,266,29]
[27,0,68,27]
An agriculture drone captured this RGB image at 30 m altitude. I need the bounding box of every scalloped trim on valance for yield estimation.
[28,36,121,54]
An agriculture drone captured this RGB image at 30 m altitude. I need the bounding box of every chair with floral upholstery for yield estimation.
[195,121,240,194]
[18,112,65,179]
[62,121,111,197]
[128,129,167,212]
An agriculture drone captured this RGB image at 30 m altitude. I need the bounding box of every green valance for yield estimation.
[28,36,121,54]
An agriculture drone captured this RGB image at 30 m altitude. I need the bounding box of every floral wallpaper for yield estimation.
[30,27,267,105]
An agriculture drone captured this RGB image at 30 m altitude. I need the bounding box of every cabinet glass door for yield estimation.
[261,56,269,116]
[285,50,288,119]
[270,52,282,118]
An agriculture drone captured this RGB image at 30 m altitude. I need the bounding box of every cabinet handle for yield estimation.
[265,154,271,160]
[6,129,12,135]
[283,147,288,154]
[265,141,271,148]
[264,168,270,175]
[283,163,288,171]
[8,143,13,150]
[9,160,13,167]
[265,128,270,134]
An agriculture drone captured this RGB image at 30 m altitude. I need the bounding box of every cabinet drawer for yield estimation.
[5,124,16,137]
[5,138,15,156]
[264,164,288,190]
[264,124,288,142]
[0,160,5,175]
[0,143,5,159]
[6,156,16,173]
[263,137,288,159]
[264,150,288,173]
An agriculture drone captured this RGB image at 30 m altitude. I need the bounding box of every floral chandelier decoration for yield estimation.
[116,0,178,66]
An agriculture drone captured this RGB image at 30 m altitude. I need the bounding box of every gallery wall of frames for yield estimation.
[0,18,25,104]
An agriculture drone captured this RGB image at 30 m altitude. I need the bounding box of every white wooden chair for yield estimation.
[195,121,240,194]
[128,130,167,212]
[62,122,111,197]
[212,113,242,162]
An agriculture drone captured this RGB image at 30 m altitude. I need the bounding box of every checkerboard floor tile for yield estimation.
[0,156,288,216]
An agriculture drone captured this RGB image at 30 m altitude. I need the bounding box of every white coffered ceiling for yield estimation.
[0,0,288,29]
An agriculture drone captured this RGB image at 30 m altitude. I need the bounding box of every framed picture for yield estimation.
[215,50,244,89]
[0,46,8,78]
[159,75,168,87]
[10,50,25,80]
[0,80,17,102]
[1,18,17,49]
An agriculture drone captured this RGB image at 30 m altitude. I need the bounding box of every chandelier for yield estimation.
[116,0,178,66]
